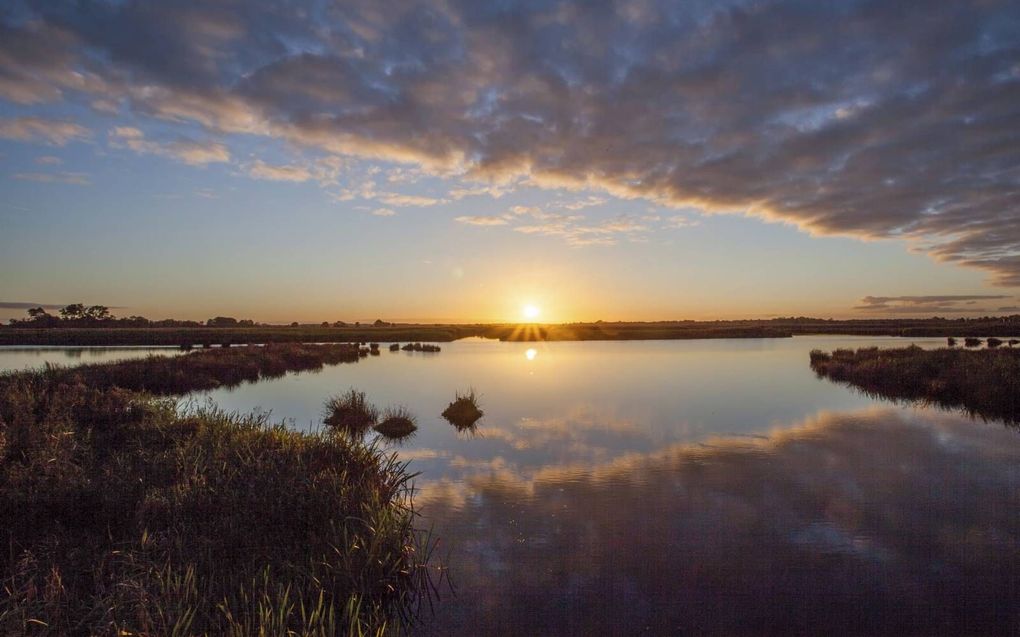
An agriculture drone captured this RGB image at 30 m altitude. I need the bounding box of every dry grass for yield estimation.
[810,346,1020,424]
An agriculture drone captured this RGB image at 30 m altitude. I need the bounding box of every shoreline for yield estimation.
[2,316,1020,346]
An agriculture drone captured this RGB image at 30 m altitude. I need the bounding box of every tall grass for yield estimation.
[0,351,440,635]
[809,346,1020,424]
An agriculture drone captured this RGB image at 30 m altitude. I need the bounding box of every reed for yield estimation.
[323,389,379,436]
[809,346,1020,424]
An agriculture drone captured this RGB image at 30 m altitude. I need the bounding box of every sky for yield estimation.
[1,0,1018,323]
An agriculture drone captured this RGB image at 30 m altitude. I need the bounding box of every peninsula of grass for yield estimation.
[0,345,438,635]
[810,346,1020,424]
[0,343,361,397]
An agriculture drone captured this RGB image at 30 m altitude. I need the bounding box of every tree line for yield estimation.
[6,305,256,328]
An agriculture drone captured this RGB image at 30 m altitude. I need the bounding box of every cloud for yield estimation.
[0,302,66,310]
[455,215,509,226]
[3,1,1020,284]
[998,306,1020,312]
[376,192,447,207]
[371,207,396,217]
[35,155,63,165]
[513,214,649,246]
[0,116,90,146]
[109,126,229,166]
[854,295,1010,314]
[246,156,344,185]
[12,171,90,185]
[247,159,314,183]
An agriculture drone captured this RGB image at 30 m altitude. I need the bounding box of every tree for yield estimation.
[60,304,86,320]
[207,317,239,327]
[84,305,111,321]
[27,307,49,319]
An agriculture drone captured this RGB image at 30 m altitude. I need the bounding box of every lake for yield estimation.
[2,336,1018,634]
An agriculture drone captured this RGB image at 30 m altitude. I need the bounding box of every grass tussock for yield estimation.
[323,389,379,436]
[374,407,418,440]
[441,389,484,431]
[809,346,1020,424]
[0,355,439,635]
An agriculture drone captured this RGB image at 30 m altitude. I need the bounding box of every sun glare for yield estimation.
[522,304,540,320]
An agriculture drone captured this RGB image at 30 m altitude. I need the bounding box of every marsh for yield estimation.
[5,335,1018,634]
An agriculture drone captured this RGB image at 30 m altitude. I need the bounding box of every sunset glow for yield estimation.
[523,305,541,321]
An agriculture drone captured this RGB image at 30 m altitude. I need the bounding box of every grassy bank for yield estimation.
[0,345,438,635]
[809,346,1020,424]
[0,343,361,396]
[0,325,481,347]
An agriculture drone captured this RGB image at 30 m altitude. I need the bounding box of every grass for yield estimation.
[441,390,484,431]
[6,317,1019,346]
[809,346,1020,424]
[0,347,440,635]
[323,389,379,437]
[0,343,361,397]
[374,407,418,440]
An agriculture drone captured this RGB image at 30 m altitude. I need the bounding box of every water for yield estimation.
[3,336,1018,634]
[0,345,182,371]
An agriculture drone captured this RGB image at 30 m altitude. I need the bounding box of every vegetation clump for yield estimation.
[374,407,418,440]
[323,389,379,436]
[0,354,438,635]
[965,337,982,347]
[401,342,441,352]
[441,389,484,431]
[389,343,400,352]
[809,346,1020,424]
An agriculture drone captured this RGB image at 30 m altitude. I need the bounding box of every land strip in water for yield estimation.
[2,316,1019,346]
[810,345,1020,424]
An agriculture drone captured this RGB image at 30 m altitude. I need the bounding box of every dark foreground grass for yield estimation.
[0,347,439,635]
[810,346,1020,424]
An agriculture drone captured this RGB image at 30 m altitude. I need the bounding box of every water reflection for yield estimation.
[0,346,181,371]
[417,407,1020,635]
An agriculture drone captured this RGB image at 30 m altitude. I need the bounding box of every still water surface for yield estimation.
[2,337,1017,634]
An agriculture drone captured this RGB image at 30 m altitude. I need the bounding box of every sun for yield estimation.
[522,304,540,320]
